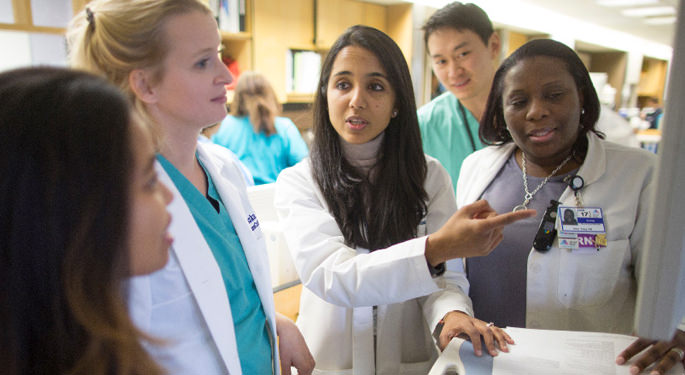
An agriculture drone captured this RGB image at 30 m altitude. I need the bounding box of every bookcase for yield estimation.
[1,0,668,111]
[637,56,668,105]
[1,0,87,33]
[213,0,253,103]
[251,0,414,104]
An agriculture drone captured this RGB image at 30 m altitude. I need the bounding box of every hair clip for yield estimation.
[85,7,95,30]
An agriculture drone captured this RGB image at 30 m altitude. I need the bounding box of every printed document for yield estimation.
[429,327,685,375]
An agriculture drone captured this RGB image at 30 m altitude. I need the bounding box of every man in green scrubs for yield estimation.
[418,2,501,188]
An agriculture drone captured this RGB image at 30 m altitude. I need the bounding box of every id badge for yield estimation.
[557,206,607,252]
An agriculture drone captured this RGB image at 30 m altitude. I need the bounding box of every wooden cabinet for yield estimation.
[315,0,386,49]
[252,0,314,103]
[637,57,668,103]
[250,0,413,103]
[1,0,87,33]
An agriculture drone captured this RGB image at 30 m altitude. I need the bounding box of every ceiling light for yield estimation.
[597,0,659,6]
[621,6,676,17]
[643,15,677,24]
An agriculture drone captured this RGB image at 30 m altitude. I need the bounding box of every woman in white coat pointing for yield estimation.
[67,1,314,374]
[275,25,534,375]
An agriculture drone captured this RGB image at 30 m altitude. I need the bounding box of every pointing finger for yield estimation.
[481,209,536,229]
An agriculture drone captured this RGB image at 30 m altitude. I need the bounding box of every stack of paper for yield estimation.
[429,327,685,375]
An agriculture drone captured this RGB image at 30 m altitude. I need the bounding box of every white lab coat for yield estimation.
[128,142,278,375]
[457,133,656,333]
[275,156,473,375]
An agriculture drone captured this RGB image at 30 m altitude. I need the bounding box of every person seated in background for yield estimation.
[457,38,684,375]
[0,66,173,375]
[274,24,534,374]
[642,96,663,129]
[213,71,309,185]
[199,130,255,186]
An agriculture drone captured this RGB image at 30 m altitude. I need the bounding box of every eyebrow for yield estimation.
[192,47,220,58]
[431,41,469,58]
[332,70,388,79]
[505,81,568,95]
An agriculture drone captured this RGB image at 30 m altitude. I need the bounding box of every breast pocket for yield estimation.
[557,239,630,308]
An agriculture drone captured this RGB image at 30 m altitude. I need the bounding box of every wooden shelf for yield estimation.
[220,30,252,41]
[286,93,315,103]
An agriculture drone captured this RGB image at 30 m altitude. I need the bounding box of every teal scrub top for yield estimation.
[212,115,309,185]
[157,154,273,375]
[418,91,485,189]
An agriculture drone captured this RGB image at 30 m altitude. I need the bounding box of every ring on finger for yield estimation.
[486,322,495,328]
[670,347,684,361]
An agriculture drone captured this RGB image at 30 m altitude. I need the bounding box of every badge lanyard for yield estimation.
[568,175,585,207]
[457,101,477,153]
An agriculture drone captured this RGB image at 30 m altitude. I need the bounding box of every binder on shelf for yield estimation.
[286,49,321,94]
[238,0,246,32]
[218,0,239,33]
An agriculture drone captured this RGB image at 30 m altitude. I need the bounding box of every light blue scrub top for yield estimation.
[212,115,308,185]
[157,154,273,375]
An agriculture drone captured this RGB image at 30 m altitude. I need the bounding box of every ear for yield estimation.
[129,69,158,104]
[487,32,501,60]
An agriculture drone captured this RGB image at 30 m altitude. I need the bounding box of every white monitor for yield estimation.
[633,0,685,340]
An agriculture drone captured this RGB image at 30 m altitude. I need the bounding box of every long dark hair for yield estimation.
[480,38,604,159]
[0,67,162,375]
[311,25,427,251]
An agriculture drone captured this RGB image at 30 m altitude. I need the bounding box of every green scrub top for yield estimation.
[158,154,273,375]
[418,91,485,190]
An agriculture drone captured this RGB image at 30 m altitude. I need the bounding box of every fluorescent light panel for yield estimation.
[597,0,659,6]
[643,15,677,24]
[621,6,676,16]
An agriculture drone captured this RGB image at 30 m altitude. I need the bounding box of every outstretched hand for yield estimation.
[616,329,685,375]
[426,200,535,265]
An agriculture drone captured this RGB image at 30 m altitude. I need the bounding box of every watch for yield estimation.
[427,260,446,277]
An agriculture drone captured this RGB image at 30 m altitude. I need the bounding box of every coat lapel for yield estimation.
[157,160,243,375]
[197,143,279,370]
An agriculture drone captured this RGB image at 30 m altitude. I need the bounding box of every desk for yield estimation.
[274,283,302,321]
[636,129,661,153]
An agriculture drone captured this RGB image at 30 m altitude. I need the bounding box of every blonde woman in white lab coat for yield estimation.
[275,25,534,375]
[67,1,314,374]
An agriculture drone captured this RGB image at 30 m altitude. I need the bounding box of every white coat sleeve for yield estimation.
[274,161,469,310]
[418,161,474,332]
